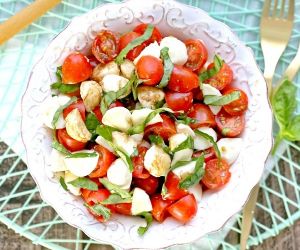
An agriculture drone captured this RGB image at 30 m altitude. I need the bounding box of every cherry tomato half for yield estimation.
[57,128,86,152]
[151,194,173,222]
[132,146,151,179]
[205,62,233,90]
[165,91,193,112]
[164,172,188,201]
[168,65,199,93]
[108,203,132,216]
[89,145,116,178]
[92,106,103,123]
[144,114,177,141]
[109,100,124,109]
[87,55,99,68]
[136,56,164,86]
[134,175,159,195]
[133,23,162,44]
[202,158,231,189]
[223,88,248,116]
[184,39,208,72]
[119,31,146,61]
[92,30,119,64]
[63,99,86,120]
[187,103,216,129]
[62,53,92,84]
[215,109,245,137]
[192,87,203,101]
[167,194,197,224]
[193,147,216,163]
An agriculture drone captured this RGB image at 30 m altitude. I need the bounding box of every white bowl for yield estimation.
[21,0,273,248]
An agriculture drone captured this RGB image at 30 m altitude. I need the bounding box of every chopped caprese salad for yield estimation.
[43,23,248,235]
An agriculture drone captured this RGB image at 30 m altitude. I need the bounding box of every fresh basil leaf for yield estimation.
[51,82,80,94]
[101,194,132,205]
[65,152,98,158]
[52,131,70,155]
[56,66,63,81]
[95,125,117,141]
[149,135,170,154]
[169,159,196,171]
[68,177,98,191]
[85,112,101,133]
[154,99,165,109]
[204,91,241,106]
[115,25,154,65]
[137,212,153,236]
[84,203,111,221]
[157,47,174,88]
[132,75,143,101]
[272,79,297,130]
[199,54,223,83]
[59,176,68,191]
[172,136,194,153]
[283,115,300,141]
[116,148,134,172]
[179,155,205,189]
[100,73,135,114]
[99,178,132,199]
[176,113,196,125]
[52,96,77,128]
[194,130,221,160]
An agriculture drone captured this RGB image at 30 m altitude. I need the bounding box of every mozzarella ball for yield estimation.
[64,171,81,196]
[50,149,68,172]
[160,36,188,65]
[112,131,137,156]
[131,108,162,126]
[102,107,132,132]
[102,74,130,98]
[91,61,120,83]
[137,86,165,109]
[120,59,135,79]
[175,123,195,137]
[194,127,217,151]
[134,41,161,64]
[202,83,222,115]
[107,158,132,189]
[217,138,243,165]
[80,80,102,112]
[131,187,153,215]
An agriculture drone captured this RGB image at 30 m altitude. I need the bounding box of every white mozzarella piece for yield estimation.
[175,123,195,137]
[131,187,153,215]
[131,108,163,126]
[102,74,130,98]
[64,171,81,196]
[160,36,188,65]
[64,150,99,177]
[102,107,132,132]
[144,145,171,177]
[107,158,132,189]
[41,95,71,129]
[130,133,144,145]
[112,131,137,156]
[217,138,243,165]
[194,127,217,151]
[172,156,197,179]
[137,86,165,109]
[95,136,115,153]
[50,149,68,172]
[188,184,203,202]
[202,84,222,115]
[172,148,193,166]
[169,133,188,151]
[134,41,161,64]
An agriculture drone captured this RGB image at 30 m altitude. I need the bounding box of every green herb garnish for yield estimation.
[137,212,153,236]
[68,177,98,191]
[59,176,68,191]
[204,91,241,106]
[157,47,174,88]
[84,203,111,221]
[101,194,132,205]
[99,178,132,199]
[199,54,223,84]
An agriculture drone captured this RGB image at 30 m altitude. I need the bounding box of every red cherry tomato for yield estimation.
[92,30,119,64]
[108,203,132,216]
[215,109,245,137]
[81,189,92,203]
[144,114,177,141]
[57,128,86,152]
[63,99,86,120]
[205,63,233,90]
[87,55,99,68]
[109,100,124,109]
[167,194,197,223]
[223,88,248,116]
[187,103,216,129]
[165,91,193,112]
[193,147,216,163]
[92,106,103,123]
[89,145,116,178]
[62,53,92,84]
[151,194,173,222]
[168,65,199,93]
[202,158,231,189]
[184,39,208,72]
[119,31,146,61]
[192,87,203,101]
[132,146,151,179]
[134,175,159,195]
[133,23,162,44]
[164,172,188,201]
[136,56,164,86]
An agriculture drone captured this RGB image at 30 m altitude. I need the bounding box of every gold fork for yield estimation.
[240,0,294,249]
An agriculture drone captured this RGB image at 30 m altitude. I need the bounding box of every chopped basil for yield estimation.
[56,66,63,81]
[194,130,221,160]
[199,54,223,84]
[52,139,70,155]
[51,82,80,94]
[137,212,153,236]
[154,99,165,109]
[176,113,196,125]
[157,47,174,88]
[100,73,135,114]
[116,148,134,172]
[95,124,117,141]
[51,96,77,128]
[204,91,241,106]
[68,177,98,191]
[115,25,154,65]
[149,135,170,154]
[179,155,205,189]
[85,112,101,133]
[84,203,111,221]
[132,74,143,101]
[172,136,194,153]
[59,176,68,191]
[169,159,195,171]
[99,178,132,199]
[65,152,98,158]
[101,194,132,205]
